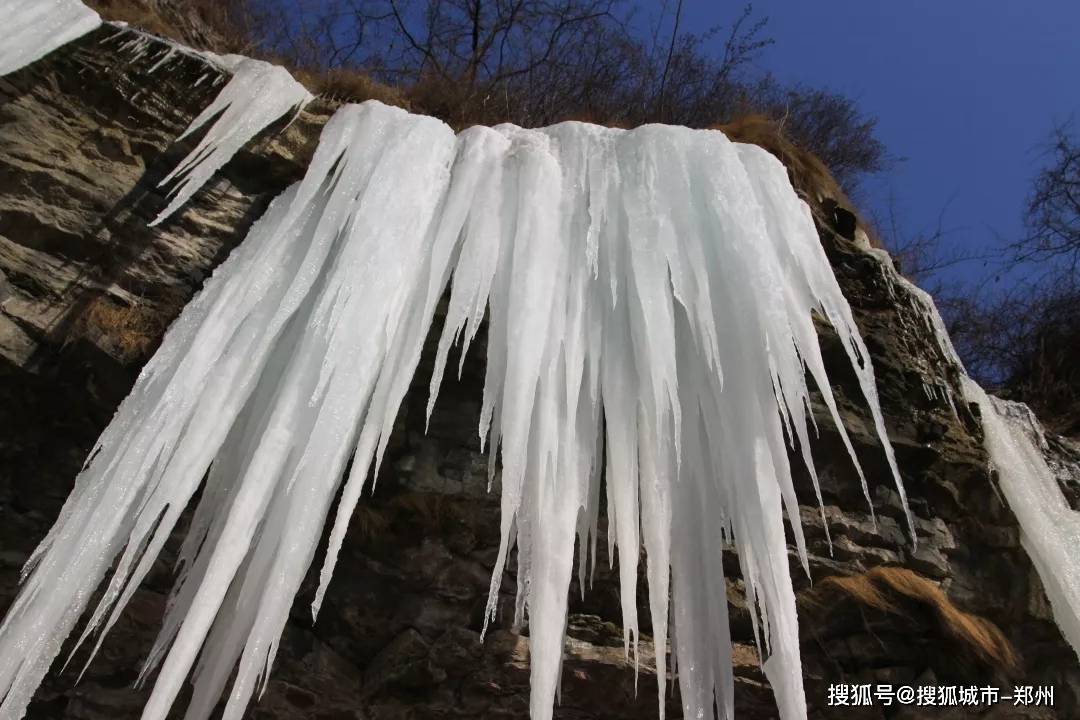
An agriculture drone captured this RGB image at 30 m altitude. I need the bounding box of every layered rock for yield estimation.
[0,27,1077,720]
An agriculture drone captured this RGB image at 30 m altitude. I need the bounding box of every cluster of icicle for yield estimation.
[0,99,913,720]
[0,0,101,76]
[0,0,312,229]
[99,25,314,225]
[148,55,312,225]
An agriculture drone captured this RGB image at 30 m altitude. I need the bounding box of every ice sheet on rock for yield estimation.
[150,58,313,226]
[963,378,1080,661]
[0,0,101,76]
[0,105,909,720]
[873,245,1080,664]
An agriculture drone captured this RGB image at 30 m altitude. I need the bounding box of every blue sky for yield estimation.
[684,1,1080,288]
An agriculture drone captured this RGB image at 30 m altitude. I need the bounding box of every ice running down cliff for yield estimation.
[0,97,917,720]
[870,251,1080,666]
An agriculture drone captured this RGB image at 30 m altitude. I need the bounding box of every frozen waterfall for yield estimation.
[0,1,311,227]
[0,100,911,720]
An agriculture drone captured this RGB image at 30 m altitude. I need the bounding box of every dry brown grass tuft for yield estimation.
[85,0,173,39]
[388,492,457,531]
[350,505,392,545]
[713,114,847,209]
[292,68,408,109]
[806,566,1018,674]
[712,114,887,248]
[77,295,171,363]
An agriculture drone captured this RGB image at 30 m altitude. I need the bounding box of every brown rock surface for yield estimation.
[1,26,1078,720]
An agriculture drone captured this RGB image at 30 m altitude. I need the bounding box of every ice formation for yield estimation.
[0,0,101,76]
[104,23,245,77]
[0,100,913,720]
[0,9,1076,719]
[0,5,306,223]
[963,383,1080,659]
[150,57,313,225]
[868,247,1080,663]
[97,24,311,225]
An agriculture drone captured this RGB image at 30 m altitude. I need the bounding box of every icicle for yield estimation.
[0,0,101,76]
[150,58,313,225]
[0,103,910,720]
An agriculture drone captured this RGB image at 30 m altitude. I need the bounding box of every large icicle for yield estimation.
[0,103,909,720]
[0,0,101,76]
[150,59,313,226]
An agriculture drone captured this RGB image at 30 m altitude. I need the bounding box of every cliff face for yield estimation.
[0,27,1077,720]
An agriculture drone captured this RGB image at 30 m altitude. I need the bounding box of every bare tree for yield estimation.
[872,192,999,293]
[761,86,887,188]
[240,1,887,185]
[1012,122,1080,271]
[932,123,1080,434]
[346,0,621,87]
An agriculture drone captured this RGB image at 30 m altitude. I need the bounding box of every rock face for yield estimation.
[1,27,1078,720]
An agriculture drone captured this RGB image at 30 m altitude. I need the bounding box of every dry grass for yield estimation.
[805,566,1018,673]
[292,68,407,109]
[85,0,174,39]
[388,492,461,532]
[77,295,172,363]
[713,114,847,208]
[712,114,885,248]
[86,0,254,53]
[350,505,392,545]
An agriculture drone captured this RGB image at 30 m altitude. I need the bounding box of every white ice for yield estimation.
[0,102,910,720]
[103,24,246,76]
[150,57,313,225]
[869,247,1080,664]
[0,0,101,76]
[963,379,1080,661]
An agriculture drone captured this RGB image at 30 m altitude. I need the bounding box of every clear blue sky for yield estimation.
[685,1,1080,288]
